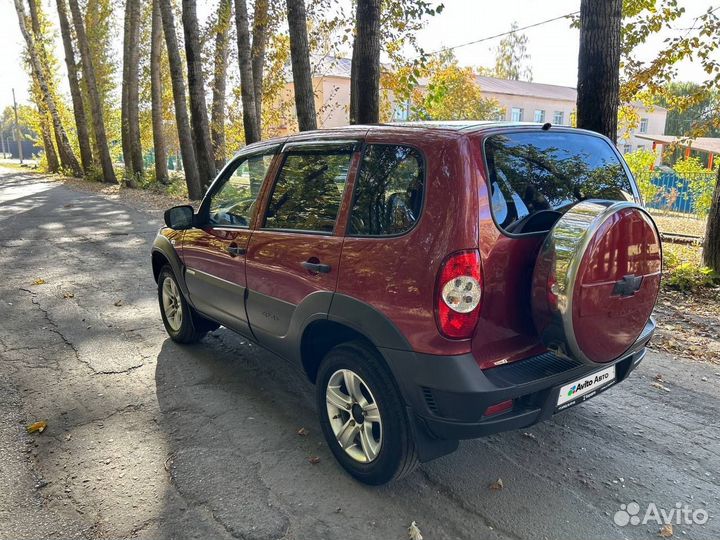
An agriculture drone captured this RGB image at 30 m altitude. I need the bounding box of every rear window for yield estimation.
[484,131,635,234]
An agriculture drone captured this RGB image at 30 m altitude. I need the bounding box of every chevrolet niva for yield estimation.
[151,122,661,484]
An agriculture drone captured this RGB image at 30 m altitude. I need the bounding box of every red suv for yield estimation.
[152,122,661,484]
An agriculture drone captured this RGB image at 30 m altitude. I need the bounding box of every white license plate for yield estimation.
[556,365,616,410]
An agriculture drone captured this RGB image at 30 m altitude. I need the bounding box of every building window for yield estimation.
[553,111,564,125]
[534,110,545,123]
[637,145,645,151]
[639,118,649,133]
[511,108,523,122]
[623,144,632,154]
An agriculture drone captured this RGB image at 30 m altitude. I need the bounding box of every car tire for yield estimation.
[158,265,217,344]
[316,340,419,485]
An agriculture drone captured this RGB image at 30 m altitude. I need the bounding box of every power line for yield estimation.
[426,11,580,55]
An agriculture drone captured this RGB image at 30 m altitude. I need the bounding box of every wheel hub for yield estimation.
[351,403,364,424]
[325,368,382,463]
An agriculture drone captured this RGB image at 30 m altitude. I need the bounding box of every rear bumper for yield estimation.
[381,318,655,442]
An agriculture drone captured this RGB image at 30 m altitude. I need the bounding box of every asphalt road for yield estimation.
[1,167,719,540]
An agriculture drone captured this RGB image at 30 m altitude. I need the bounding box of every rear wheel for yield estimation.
[158,265,217,343]
[316,340,418,485]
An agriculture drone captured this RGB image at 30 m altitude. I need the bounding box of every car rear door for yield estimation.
[244,140,361,357]
[181,145,279,335]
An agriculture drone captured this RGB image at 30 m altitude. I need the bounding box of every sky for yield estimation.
[0,0,717,112]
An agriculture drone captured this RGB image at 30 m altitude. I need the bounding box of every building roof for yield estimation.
[312,56,353,78]
[636,134,720,155]
[475,75,578,102]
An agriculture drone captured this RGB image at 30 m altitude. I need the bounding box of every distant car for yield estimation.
[152,122,661,485]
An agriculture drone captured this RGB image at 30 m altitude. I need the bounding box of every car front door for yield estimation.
[181,146,279,335]
[244,140,360,357]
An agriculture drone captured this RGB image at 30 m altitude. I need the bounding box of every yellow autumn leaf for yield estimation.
[33,278,46,286]
[659,523,673,537]
[26,420,47,434]
[408,521,423,540]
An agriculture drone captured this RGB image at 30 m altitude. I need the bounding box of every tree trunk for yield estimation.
[151,0,169,185]
[703,167,720,272]
[286,0,316,131]
[349,0,381,124]
[181,0,216,191]
[39,108,60,172]
[251,0,268,130]
[158,0,202,199]
[121,0,144,186]
[14,0,82,176]
[56,0,93,175]
[576,0,622,143]
[67,0,117,183]
[234,0,260,143]
[211,0,232,170]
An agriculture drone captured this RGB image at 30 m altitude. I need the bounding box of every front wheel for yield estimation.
[158,265,217,343]
[316,340,419,485]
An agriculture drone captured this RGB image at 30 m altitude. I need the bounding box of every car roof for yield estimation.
[237,121,598,156]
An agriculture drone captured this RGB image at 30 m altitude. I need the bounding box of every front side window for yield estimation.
[534,110,545,123]
[511,108,524,122]
[208,153,274,227]
[264,150,352,233]
[349,145,424,236]
[640,118,649,133]
[553,111,564,125]
[485,131,635,234]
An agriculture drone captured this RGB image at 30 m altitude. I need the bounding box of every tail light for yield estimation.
[435,250,483,339]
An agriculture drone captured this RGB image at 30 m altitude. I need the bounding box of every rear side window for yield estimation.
[349,145,424,236]
[484,132,635,233]
[264,150,352,233]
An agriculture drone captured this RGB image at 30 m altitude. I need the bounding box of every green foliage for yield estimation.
[402,52,504,121]
[623,148,660,204]
[663,243,718,292]
[665,262,719,292]
[673,156,715,216]
[654,82,720,137]
[492,21,532,82]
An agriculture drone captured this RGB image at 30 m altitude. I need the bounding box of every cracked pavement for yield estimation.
[1,168,719,540]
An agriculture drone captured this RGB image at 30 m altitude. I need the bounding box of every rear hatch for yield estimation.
[470,128,660,369]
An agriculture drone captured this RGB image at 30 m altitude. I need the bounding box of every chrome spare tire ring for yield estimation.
[326,369,383,463]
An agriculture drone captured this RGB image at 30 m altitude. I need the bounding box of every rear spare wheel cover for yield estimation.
[531,200,661,364]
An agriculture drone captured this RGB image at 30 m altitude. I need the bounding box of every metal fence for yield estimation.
[635,171,716,216]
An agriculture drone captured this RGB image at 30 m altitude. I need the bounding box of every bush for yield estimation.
[662,243,718,292]
[673,156,716,216]
[623,149,660,204]
[664,262,719,292]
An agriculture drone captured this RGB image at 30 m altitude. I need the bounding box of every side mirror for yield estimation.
[164,205,194,230]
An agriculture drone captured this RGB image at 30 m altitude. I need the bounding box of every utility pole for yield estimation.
[12,88,23,164]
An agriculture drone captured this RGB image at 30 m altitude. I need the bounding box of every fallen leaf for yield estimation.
[651,382,671,392]
[32,278,46,286]
[655,374,665,382]
[408,521,423,540]
[308,456,320,464]
[490,478,504,490]
[62,292,74,299]
[522,432,536,440]
[114,299,123,307]
[26,420,47,434]
[297,427,308,436]
[659,523,673,537]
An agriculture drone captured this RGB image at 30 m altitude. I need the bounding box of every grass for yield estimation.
[647,209,707,238]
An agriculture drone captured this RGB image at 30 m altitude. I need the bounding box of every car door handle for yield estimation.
[226,244,246,257]
[301,261,331,273]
